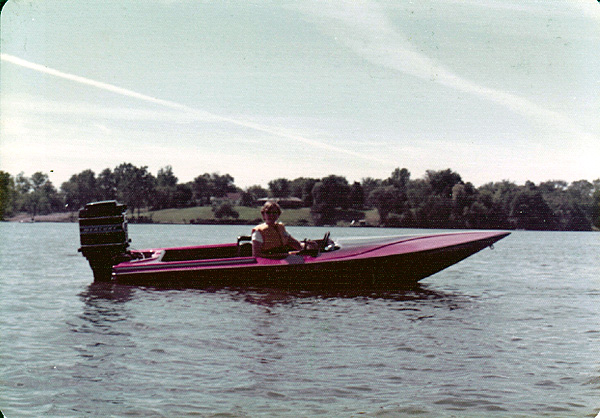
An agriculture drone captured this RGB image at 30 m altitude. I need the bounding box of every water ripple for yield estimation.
[1,225,599,417]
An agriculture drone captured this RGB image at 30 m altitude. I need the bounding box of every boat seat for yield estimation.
[237,235,253,257]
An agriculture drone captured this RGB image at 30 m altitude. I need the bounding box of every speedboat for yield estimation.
[78,201,510,290]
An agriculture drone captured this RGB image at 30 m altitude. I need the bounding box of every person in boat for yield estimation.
[252,201,317,257]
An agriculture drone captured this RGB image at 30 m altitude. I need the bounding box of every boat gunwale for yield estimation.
[114,256,258,273]
[112,231,510,278]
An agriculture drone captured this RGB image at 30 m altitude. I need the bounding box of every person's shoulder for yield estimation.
[253,223,268,232]
[275,222,288,234]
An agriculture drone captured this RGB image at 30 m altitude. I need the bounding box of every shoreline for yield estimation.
[3,211,299,226]
[5,212,78,223]
[4,211,598,232]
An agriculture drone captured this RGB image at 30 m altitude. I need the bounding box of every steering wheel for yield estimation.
[320,231,331,252]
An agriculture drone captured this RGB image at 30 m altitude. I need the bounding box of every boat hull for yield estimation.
[111,231,510,290]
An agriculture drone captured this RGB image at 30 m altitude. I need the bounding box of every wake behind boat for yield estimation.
[78,201,510,290]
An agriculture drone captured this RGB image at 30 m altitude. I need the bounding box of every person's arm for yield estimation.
[251,230,263,257]
[283,227,318,252]
[286,235,303,251]
[279,225,303,252]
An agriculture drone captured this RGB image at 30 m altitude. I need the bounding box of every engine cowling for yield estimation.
[78,200,130,281]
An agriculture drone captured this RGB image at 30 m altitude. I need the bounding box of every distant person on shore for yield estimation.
[251,201,316,257]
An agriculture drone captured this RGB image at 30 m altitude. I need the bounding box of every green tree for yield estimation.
[239,191,255,207]
[15,172,31,194]
[386,168,411,191]
[151,166,179,210]
[321,175,351,209]
[173,184,194,207]
[558,201,592,231]
[192,173,237,204]
[407,178,433,227]
[538,179,594,231]
[426,169,463,198]
[419,195,453,228]
[509,188,557,230]
[268,178,291,198]
[592,179,600,229]
[20,172,62,218]
[97,168,117,200]
[368,168,411,225]
[567,180,594,221]
[289,177,318,207]
[538,180,568,195]
[368,185,402,225]
[151,187,173,210]
[463,200,489,229]
[246,185,268,201]
[192,174,211,205]
[0,171,16,220]
[349,181,365,208]
[210,173,236,197]
[477,180,520,225]
[212,202,239,219]
[156,165,178,187]
[360,177,382,202]
[311,175,350,225]
[113,163,156,217]
[60,169,98,210]
[451,182,477,227]
[468,190,509,229]
[288,177,318,207]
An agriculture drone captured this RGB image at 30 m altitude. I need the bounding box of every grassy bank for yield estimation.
[138,206,316,225]
[139,206,381,226]
[148,207,383,226]
[6,212,77,223]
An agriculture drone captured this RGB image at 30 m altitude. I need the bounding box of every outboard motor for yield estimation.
[78,201,130,282]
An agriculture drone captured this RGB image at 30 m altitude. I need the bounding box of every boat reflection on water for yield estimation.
[222,284,470,308]
[78,280,470,309]
[79,281,136,304]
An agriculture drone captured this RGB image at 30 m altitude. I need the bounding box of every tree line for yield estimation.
[1,163,599,231]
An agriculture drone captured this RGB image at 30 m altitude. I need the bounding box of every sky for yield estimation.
[1,0,599,189]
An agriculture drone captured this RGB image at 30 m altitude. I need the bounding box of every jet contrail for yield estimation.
[303,1,597,143]
[1,53,388,164]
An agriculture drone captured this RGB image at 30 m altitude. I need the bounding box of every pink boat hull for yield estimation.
[110,231,510,290]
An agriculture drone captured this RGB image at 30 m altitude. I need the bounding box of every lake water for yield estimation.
[1,222,599,417]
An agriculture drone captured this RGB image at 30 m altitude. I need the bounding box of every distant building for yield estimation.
[211,192,242,206]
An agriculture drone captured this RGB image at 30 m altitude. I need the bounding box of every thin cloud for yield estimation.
[303,1,597,143]
[1,53,390,165]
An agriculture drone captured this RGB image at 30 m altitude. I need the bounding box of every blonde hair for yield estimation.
[260,201,282,215]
